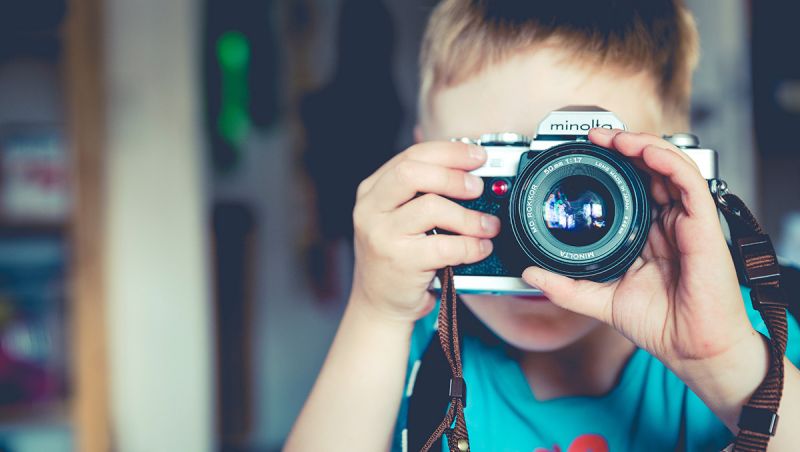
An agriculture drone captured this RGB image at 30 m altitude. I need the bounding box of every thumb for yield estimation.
[522,267,611,323]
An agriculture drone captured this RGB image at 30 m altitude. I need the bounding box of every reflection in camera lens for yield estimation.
[542,175,614,247]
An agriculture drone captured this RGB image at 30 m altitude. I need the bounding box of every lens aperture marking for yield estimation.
[542,156,583,176]
[525,184,539,233]
[592,159,631,235]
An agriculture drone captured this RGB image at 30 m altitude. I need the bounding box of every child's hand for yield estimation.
[522,129,762,377]
[350,141,500,324]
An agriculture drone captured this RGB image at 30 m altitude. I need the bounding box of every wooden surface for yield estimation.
[63,0,110,450]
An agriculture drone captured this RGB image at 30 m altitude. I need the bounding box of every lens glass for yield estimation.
[542,175,615,247]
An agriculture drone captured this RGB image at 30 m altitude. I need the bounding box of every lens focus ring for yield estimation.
[508,142,650,282]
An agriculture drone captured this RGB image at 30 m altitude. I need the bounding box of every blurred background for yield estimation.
[0,0,798,451]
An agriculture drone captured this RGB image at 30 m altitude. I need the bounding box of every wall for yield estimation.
[103,0,214,450]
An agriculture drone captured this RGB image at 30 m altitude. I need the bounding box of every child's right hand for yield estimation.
[349,141,501,324]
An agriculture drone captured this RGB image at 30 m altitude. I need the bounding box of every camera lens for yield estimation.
[542,175,615,247]
[508,142,650,282]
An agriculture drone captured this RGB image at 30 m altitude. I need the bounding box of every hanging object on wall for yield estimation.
[203,0,280,174]
[216,31,252,153]
[0,126,68,224]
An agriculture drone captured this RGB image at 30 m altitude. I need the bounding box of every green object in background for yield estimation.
[216,31,252,149]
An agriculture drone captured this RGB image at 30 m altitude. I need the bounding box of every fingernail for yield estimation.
[468,144,486,160]
[465,174,482,193]
[480,214,500,233]
[480,239,493,254]
[591,127,615,136]
[523,268,540,285]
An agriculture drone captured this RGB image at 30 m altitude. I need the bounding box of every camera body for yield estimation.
[439,106,719,295]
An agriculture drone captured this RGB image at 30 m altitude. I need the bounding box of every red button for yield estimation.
[491,179,509,196]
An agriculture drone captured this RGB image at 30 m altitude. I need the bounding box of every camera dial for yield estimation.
[477,133,532,146]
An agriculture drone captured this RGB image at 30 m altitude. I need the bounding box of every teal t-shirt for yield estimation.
[393,286,800,451]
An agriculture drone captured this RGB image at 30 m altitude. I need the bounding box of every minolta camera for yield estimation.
[442,106,718,295]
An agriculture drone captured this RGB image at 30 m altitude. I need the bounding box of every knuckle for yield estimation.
[644,144,662,154]
[464,208,482,233]
[446,141,469,158]
[352,203,367,229]
[404,142,427,159]
[661,140,685,156]
[408,141,465,162]
[463,238,478,262]
[417,193,440,216]
[394,160,418,186]
[381,240,402,263]
[446,169,465,192]
[611,131,629,146]
[356,178,370,198]
[458,238,473,263]
[451,140,471,155]
[434,237,457,262]
[612,131,641,148]
[363,228,386,255]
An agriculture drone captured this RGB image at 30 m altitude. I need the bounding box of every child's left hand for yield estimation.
[521,129,770,429]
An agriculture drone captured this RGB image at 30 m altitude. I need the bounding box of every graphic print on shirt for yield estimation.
[533,433,609,452]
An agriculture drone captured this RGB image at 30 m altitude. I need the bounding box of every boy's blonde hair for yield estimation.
[419,0,699,123]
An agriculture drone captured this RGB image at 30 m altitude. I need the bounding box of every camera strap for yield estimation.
[716,190,789,452]
[419,266,470,452]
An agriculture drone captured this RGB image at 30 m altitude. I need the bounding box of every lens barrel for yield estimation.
[508,142,650,281]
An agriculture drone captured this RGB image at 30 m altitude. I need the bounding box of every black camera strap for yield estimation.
[715,189,788,452]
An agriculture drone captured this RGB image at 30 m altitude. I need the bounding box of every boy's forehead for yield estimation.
[423,48,665,141]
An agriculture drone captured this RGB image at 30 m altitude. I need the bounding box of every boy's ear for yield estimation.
[413,124,424,143]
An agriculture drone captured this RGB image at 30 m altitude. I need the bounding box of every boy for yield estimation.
[286,1,800,450]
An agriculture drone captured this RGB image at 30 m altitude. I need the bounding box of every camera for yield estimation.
[437,106,719,295]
